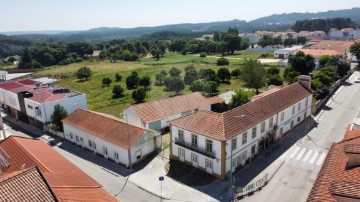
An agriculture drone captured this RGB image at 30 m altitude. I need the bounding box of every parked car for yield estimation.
[355,77,360,83]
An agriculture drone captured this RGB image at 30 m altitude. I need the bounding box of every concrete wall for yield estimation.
[171,126,222,177]
[329,31,344,38]
[0,90,20,111]
[123,106,144,127]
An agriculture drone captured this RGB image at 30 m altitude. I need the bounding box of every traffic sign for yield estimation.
[159,176,164,181]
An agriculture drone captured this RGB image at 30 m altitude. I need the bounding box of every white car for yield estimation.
[355,77,360,83]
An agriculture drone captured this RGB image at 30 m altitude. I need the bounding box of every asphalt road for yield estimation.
[242,70,360,202]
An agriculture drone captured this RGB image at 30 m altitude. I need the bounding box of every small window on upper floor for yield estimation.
[261,122,265,133]
[298,102,301,111]
[281,112,285,121]
[292,106,295,115]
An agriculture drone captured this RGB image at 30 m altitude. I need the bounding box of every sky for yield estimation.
[0,0,359,32]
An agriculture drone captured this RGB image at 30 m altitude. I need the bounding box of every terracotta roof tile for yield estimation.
[307,133,360,202]
[133,92,222,123]
[343,130,360,141]
[0,136,117,202]
[0,167,57,202]
[171,82,311,141]
[344,144,360,154]
[306,40,354,56]
[328,181,360,199]
[63,109,150,149]
[300,49,341,56]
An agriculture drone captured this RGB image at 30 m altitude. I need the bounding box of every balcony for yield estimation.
[175,138,216,159]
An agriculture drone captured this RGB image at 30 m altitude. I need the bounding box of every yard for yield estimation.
[32,51,278,116]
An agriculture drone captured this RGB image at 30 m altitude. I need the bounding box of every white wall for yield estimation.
[124,106,144,127]
[130,130,158,164]
[64,124,130,166]
[171,126,222,176]
[330,31,344,38]
[25,94,87,123]
[1,90,20,111]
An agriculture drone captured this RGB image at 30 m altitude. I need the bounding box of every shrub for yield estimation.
[267,75,284,86]
[199,52,207,57]
[75,66,92,81]
[184,69,198,85]
[217,57,229,66]
[132,88,147,103]
[190,79,206,92]
[112,85,124,98]
[102,77,112,87]
[115,73,122,82]
[126,72,139,89]
[217,67,231,82]
[266,67,280,76]
[231,69,241,78]
[169,67,182,77]
[139,76,151,90]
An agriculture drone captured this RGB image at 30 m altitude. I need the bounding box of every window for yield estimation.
[27,105,33,109]
[281,112,284,121]
[298,102,301,111]
[178,130,184,142]
[114,152,119,159]
[232,138,237,150]
[236,155,241,167]
[269,117,273,128]
[242,132,247,145]
[191,153,198,163]
[80,137,83,143]
[252,127,257,139]
[206,140,213,153]
[69,133,73,139]
[251,144,256,155]
[241,151,247,161]
[88,140,92,147]
[35,107,42,117]
[93,142,96,149]
[292,106,295,115]
[261,122,265,133]
[297,116,301,122]
[191,134,198,148]
[232,158,236,168]
[75,136,79,143]
[103,146,108,155]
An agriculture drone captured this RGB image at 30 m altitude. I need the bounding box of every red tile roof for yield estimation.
[0,167,57,202]
[132,92,224,123]
[63,109,152,149]
[0,136,117,202]
[344,144,360,154]
[306,40,354,56]
[300,49,341,57]
[328,181,360,199]
[307,131,360,202]
[171,82,311,141]
[343,129,360,141]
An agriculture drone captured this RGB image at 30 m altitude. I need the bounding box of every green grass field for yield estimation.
[33,51,277,116]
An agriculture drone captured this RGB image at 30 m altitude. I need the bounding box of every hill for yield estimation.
[0,34,32,58]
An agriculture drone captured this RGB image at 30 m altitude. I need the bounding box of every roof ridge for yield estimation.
[9,136,51,173]
[340,134,360,143]
[134,92,202,108]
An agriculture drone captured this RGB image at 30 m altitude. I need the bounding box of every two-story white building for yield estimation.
[170,78,313,180]
[0,79,86,128]
[62,109,161,167]
[123,92,224,132]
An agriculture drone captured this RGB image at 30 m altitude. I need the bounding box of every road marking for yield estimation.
[296,148,307,160]
[302,149,313,162]
[316,153,327,166]
[309,152,319,164]
[289,146,301,159]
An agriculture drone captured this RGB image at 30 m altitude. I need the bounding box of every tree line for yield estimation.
[291,18,355,33]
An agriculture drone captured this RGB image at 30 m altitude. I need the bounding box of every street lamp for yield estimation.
[35,92,47,132]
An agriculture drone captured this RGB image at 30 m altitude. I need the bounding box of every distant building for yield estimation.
[0,79,87,129]
[274,46,303,59]
[92,50,102,57]
[123,92,224,132]
[329,28,360,40]
[170,79,312,180]
[63,109,161,167]
[2,55,21,65]
[0,136,117,201]
[307,127,360,202]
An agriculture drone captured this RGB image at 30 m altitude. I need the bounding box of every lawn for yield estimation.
[33,51,278,116]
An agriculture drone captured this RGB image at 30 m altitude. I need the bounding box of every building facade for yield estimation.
[63,109,161,167]
[170,80,313,180]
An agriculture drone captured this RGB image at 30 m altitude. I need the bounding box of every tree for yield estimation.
[350,42,360,65]
[217,67,231,82]
[126,74,139,89]
[75,66,92,81]
[199,69,219,82]
[224,34,241,54]
[229,89,254,109]
[267,75,284,86]
[164,76,185,95]
[112,85,124,98]
[203,81,218,96]
[266,67,280,76]
[102,77,112,87]
[50,104,68,132]
[18,47,32,68]
[231,69,241,78]
[283,67,300,83]
[184,68,198,85]
[288,51,315,75]
[240,59,267,94]
[337,60,350,77]
[41,53,55,66]
[319,55,331,67]
[139,76,151,90]
[296,37,308,45]
[132,88,147,103]
[169,67,182,77]
[155,70,167,86]
[217,57,229,66]
[190,79,206,92]
[115,73,122,82]
[199,52,207,57]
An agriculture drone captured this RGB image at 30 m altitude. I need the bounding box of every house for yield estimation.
[170,77,313,180]
[123,92,224,132]
[329,28,360,40]
[307,127,360,202]
[62,109,161,167]
[2,55,21,65]
[0,136,117,201]
[274,46,303,59]
[92,50,102,58]
[0,79,87,129]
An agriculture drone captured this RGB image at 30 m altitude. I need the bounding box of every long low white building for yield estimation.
[274,46,303,59]
[0,79,86,129]
[62,109,161,167]
[170,77,313,180]
[123,92,224,132]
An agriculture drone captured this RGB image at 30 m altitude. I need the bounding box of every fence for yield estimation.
[44,126,64,139]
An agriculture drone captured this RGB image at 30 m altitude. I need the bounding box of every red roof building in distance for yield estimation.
[0,136,117,202]
[0,79,87,128]
[307,128,360,202]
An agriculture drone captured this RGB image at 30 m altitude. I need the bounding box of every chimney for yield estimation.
[298,75,311,91]
[344,144,360,168]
